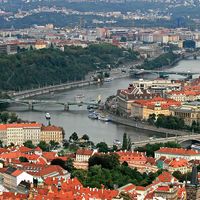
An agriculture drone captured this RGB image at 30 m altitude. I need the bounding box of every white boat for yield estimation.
[88,112,98,120]
[104,77,113,82]
[98,114,110,122]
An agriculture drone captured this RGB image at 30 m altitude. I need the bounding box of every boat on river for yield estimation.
[88,112,98,119]
[98,114,110,122]
[104,77,113,82]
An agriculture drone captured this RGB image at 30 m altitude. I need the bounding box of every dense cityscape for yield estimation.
[0,0,200,200]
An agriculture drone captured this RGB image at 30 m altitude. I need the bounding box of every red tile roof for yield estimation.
[11,169,23,177]
[41,125,62,131]
[42,152,57,161]
[76,149,93,156]
[156,147,200,156]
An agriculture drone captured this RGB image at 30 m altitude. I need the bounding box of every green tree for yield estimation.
[122,133,128,150]
[51,158,65,169]
[69,132,78,142]
[49,140,59,149]
[65,158,75,172]
[37,141,49,151]
[81,134,89,141]
[0,140,3,148]
[23,140,35,149]
[96,142,109,153]
[19,156,29,162]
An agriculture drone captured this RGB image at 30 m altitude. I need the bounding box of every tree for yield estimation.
[19,156,29,162]
[81,134,89,141]
[122,133,128,150]
[37,141,49,151]
[23,140,35,149]
[0,140,3,148]
[9,113,18,123]
[51,158,65,169]
[88,153,120,169]
[96,142,109,153]
[69,132,78,142]
[127,136,132,151]
[65,158,75,172]
[49,140,59,149]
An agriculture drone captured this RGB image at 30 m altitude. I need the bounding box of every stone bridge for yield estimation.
[132,134,200,147]
[9,80,97,100]
[0,99,99,111]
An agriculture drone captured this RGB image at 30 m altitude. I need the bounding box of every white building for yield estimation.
[3,168,33,190]
[155,147,200,161]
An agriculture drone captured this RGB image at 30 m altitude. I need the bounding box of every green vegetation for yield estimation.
[0,112,22,124]
[122,132,131,151]
[135,142,181,157]
[0,44,137,91]
[172,171,192,182]
[71,153,163,189]
[148,114,185,130]
[138,52,180,70]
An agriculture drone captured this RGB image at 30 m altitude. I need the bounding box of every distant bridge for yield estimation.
[0,99,99,111]
[9,80,97,100]
[132,134,200,147]
[129,69,199,77]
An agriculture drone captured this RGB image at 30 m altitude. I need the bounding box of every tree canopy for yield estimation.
[0,44,137,91]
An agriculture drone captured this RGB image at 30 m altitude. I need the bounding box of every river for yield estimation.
[6,58,200,145]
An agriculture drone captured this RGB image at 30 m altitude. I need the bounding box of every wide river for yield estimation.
[7,57,200,145]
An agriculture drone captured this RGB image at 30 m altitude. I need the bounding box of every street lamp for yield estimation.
[45,113,51,126]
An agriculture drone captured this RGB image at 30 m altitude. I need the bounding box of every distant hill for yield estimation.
[0,44,137,91]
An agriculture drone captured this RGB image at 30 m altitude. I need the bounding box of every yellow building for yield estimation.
[41,125,64,144]
[131,96,181,120]
[117,84,154,117]
[34,40,48,49]
[170,102,200,126]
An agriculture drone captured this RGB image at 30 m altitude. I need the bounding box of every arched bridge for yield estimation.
[132,134,200,147]
[0,99,99,111]
[129,69,199,77]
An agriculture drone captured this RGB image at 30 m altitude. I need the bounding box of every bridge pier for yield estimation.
[64,104,69,111]
[28,102,34,111]
[193,54,197,60]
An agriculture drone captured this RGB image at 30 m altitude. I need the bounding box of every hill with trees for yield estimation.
[0,44,137,91]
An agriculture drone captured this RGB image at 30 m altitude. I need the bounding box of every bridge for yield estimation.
[129,69,199,77]
[0,99,99,111]
[9,80,97,100]
[132,134,200,147]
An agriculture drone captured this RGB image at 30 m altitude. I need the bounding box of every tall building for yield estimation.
[186,165,200,200]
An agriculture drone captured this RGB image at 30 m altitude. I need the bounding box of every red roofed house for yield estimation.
[131,96,181,120]
[3,167,33,190]
[155,147,200,161]
[117,84,157,116]
[74,149,95,169]
[154,185,178,199]
[41,125,64,144]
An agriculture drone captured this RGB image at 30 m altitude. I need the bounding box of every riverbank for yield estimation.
[108,113,191,137]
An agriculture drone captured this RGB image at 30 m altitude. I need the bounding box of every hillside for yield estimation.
[0,44,137,91]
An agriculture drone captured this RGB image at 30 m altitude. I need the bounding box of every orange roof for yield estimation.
[157,171,176,183]
[11,169,23,177]
[35,146,42,152]
[0,123,42,130]
[18,146,33,153]
[156,147,200,156]
[169,158,189,168]
[42,152,57,161]
[76,149,93,156]
[156,186,170,192]
[41,125,62,132]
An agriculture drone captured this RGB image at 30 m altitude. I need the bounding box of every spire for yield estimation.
[191,164,198,185]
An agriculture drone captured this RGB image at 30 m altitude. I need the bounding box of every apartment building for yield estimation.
[0,123,64,146]
[41,125,63,144]
[170,102,200,126]
[131,96,181,120]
